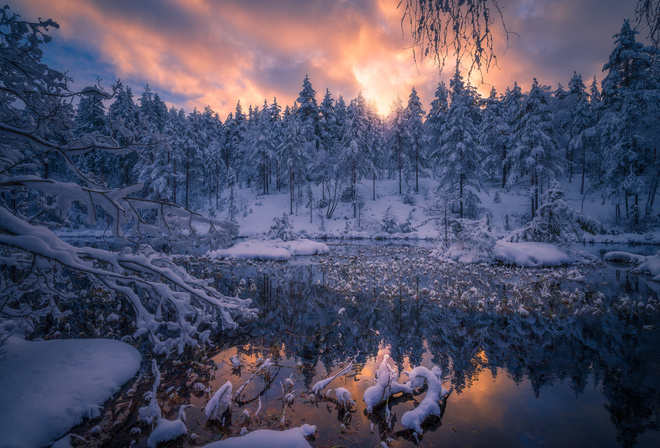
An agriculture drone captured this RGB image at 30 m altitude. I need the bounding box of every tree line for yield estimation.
[68,20,659,229]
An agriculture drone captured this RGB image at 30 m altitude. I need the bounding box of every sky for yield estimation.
[12,0,642,118]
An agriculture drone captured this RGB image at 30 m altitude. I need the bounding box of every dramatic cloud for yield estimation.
[12,0,640,117]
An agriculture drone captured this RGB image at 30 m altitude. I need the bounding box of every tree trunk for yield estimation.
[501,144,507,188]
[185,148,190,210]
[373,172,376,201]
[353,156,357,218]
[415,147,419,192]
[459,173,464,219]
[398,136,402,195]
[289,168,293,215]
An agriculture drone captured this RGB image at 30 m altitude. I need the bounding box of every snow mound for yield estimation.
[208,239,329,261]
[202,424,316,447]
[401,366,449,434]
[605,250,660,281]
[493,240,574,267]
[147,418,187,447]
[0,336,141,448]
[363,355,413,413]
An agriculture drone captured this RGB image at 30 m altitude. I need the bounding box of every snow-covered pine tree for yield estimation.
[566,72,595,196]
[223,101,247,175]
[436,68,485,219]
[551,82,572,182]
[385,95,407,194]
[480,87,509,187]
[500,82,524,188]
[163,107,187,205]
[317,89,338,204]
[277,107,308,214]
[404,86,427,192]
[426,81,450,180]
[74,89,109,183]
[344,92,373,218]
[599,19,657,226]
[507,78,560,219]
[200,106,224,211]
[108,80,139,187]
[365,98,385,201]
[507,182,602,245]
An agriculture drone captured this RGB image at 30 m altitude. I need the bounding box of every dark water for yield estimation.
[166,243,660,448]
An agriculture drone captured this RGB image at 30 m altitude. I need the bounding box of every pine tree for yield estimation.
[480,87,509,187]
[385,96,407,194]
[436,68,485,219]
[426,81,450,175]
[599,20,656,225]
[108,80,138,186]
[508,79,560,218]
[405,86,427,192]
[566,72,595,195]
[344,92,372,218]
[277,107,308,214]
[74,90,108,184]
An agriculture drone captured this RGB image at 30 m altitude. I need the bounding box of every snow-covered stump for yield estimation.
[205,381,233,423]
[363,355,413,413]
[400,366,450,435]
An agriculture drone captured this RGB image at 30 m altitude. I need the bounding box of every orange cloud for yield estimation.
[14,0,639,117]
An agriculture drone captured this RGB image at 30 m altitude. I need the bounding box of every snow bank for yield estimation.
[202,424,316,448]
[147,418,187,448]
[208,239,329,261]
[400,366,449,434]
[605,250,660,281]
[363,355,413,413]
[493,241,574,267]
[0,336,141,448]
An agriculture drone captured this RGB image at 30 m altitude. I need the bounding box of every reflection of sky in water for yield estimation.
[182,243,660,446]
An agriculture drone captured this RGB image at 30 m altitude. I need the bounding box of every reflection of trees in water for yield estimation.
[198,246,660,446]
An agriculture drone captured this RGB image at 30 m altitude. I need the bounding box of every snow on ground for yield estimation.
[201,424,316,448]
[493,241,575,267]
[605,250,660,281]
[0,336,141,448]
[217,178,659,244]
[208,239,329,261]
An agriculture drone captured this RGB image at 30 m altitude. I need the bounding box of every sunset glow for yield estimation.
[13,0,640,116]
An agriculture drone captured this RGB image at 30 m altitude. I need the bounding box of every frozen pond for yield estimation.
[83,242,660,447]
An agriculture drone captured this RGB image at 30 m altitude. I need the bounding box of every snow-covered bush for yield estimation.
[507,182,604,245]
[0,8,254,354]
[381,206,400,234]
[266,213,296,241]
[403,185,416,205]
[436,216,496,263]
